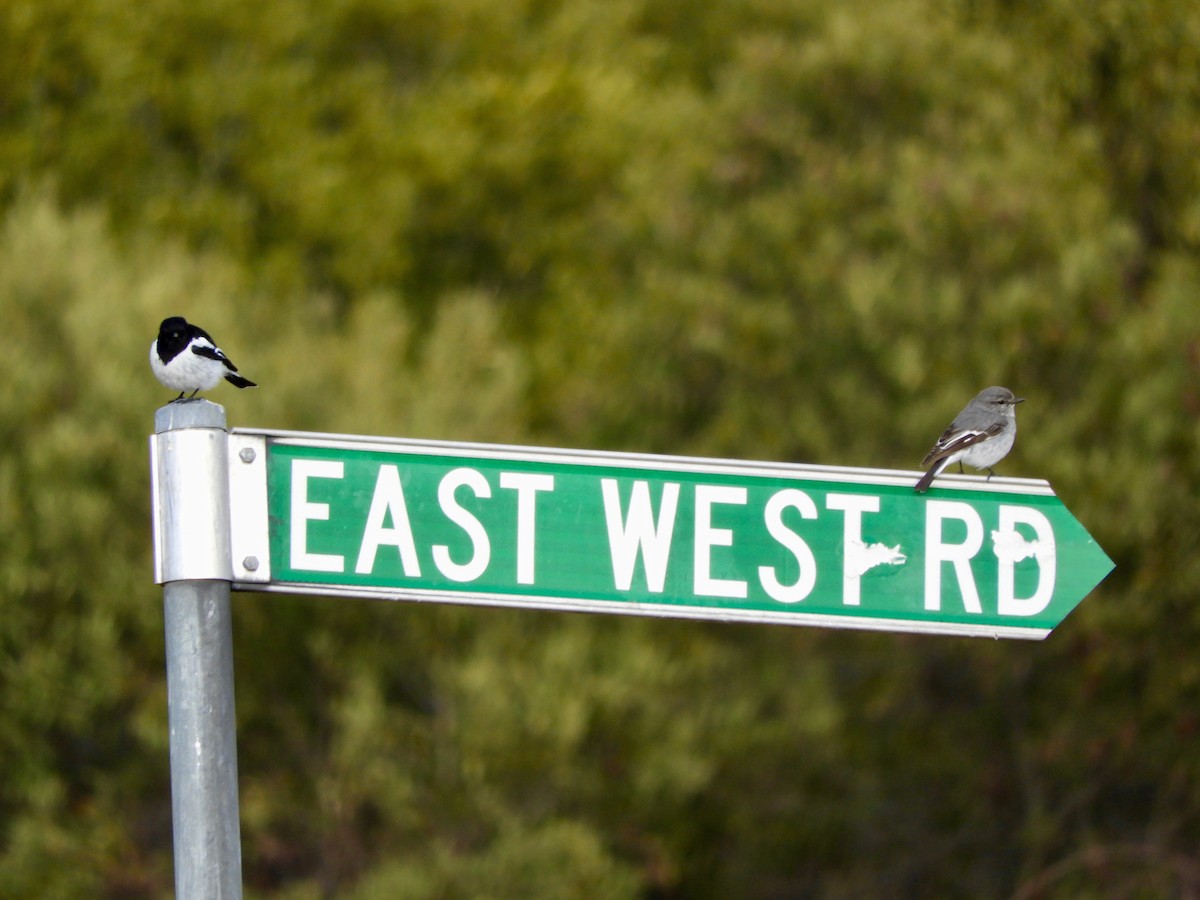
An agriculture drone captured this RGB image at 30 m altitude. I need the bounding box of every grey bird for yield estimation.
[914,386,1024,493]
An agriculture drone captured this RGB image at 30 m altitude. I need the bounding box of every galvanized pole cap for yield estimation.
[155,399,227,434]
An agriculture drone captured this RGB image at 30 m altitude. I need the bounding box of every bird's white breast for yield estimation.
[958,425,1016,469]
[150,340,225,391]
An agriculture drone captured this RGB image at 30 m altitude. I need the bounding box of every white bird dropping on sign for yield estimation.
[915,386,1024,493]
[150,316,257,402]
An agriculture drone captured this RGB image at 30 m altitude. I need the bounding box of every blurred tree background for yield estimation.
[1,0,1199,895]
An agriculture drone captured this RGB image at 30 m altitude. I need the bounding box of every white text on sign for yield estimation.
[287,460,1057,618]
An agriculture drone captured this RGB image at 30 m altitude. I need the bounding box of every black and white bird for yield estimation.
[914,386,1024,493]
[150,316,257,402]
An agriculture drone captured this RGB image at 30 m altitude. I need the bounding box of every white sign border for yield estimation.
[232,581,1050,640]
[230,427,1054,494]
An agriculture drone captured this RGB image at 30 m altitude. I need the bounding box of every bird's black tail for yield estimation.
[225,373,257,389]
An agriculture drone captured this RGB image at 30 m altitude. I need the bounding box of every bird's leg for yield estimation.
[171,392,186,403]
[986,467,995,481]
[957,462,964,474]
[186,388,201,400]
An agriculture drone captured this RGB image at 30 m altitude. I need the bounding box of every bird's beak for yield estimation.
[1014,397,1026,404]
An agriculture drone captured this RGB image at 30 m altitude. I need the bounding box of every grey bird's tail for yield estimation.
[225,372,257,389]
[914,461,945,493]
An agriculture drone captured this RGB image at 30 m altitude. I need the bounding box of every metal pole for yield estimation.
[151,400,243,899]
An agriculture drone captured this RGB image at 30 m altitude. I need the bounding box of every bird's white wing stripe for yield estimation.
[936,428,987,451]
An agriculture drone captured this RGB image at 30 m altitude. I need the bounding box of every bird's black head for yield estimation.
[155,316,194,362]
[159,316,189,337]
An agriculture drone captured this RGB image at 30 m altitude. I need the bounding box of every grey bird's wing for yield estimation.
[920,422,1005,467]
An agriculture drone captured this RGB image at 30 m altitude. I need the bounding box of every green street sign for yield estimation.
[225,429,1113,639]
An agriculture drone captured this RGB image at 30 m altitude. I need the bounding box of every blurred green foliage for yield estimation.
[1,0,1199,895]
